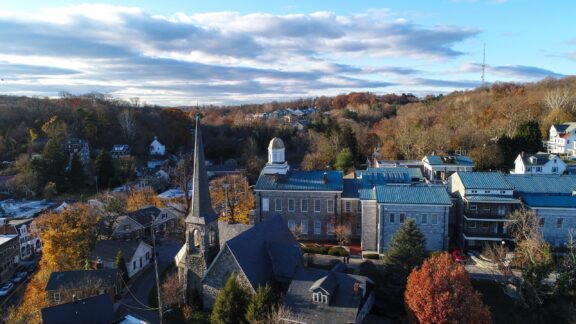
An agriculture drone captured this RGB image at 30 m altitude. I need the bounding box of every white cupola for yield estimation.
[263,137,289,175]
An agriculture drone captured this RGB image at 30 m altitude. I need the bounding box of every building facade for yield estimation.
[0,235,19,284]
[422,153,474,182]
[547,123,576,156]
[512,152,566,175]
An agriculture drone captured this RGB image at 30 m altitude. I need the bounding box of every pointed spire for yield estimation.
[186,116,217,224]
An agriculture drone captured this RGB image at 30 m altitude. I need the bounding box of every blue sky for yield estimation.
[0,1,574,105]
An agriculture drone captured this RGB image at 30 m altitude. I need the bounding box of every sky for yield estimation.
[0,0,574,106]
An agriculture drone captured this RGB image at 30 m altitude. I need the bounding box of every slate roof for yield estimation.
[224,214,302,288]
[0,235,17,246]
[456,172,513,190]
[45,269,118,291]
[522,194,576,208]
[41,294,114,324]
[505,174,576,194]
[255,170,343,191]
[282,266,373,324]
[424,155,474,166]
[552,123,576,134]
[520,153,558,166]
[89,240,149,263]
[126,206,161,227]
[186,118,218,224]
[342,178,359,199]
[375,185,452,205]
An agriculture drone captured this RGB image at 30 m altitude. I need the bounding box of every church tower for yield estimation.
[184,116,219,296]
[262,137,290,175]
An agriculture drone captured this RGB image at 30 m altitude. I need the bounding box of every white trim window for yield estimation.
[389,213,395,223]
[54,292,61,303]
[432,214,438,225]
[301,220,309,234]
[288,199,295,212]
[314,199,321,213]
[262,198,269,212]
[314,220,322,235]
[399,213,406,224]
[556,218,564,229]
[345,201,352,213]
[327,223,335,235]
[327,199,334,213]
[288,219,296,231]
[313,292,319,302]
[301,199,308,212]
[421,214,428,225]
[275,198,282,212]
[321,294,328,304]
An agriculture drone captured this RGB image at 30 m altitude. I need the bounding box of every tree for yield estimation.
[41,136,69,193]
[127,187,162,212]
[68,152,85,191]
[334,223,351,246]
[95,150,115,189]
[334,148,354,172]
[211,174,254,224]
[211,274,249,324]
[405,253,491,324]
[246,285,275,324]
[170,153,193,214]
[118,109,136,143]
[116,251,129,285]
[161,271,183,309]
[556,230,576,298]
[514,120,543,154]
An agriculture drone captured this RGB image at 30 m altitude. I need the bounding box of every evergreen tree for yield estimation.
[246,285,275,324]
[68,152,85,191]
[382,219,426,285]
[334,148,354,172]
[211,274,248,324]
[41,136,69,193]
[115,251,129,285]
[514,120,543,154]
[96,150,115,189]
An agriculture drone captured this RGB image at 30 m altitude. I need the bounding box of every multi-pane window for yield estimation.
[301,220,309,234]
[431,214,438,225]
[421,214,428,225]
[288,219,295,231]
[399,213,406,224]
[469,204,477,211]
[389,213,395,223]
[275,198,282,211]
[314,199,321,213]
[288,199,295,212]
[327,200,334,213]
[262,198,269,211]
[327,223,335,235]
[556,218,564,229]
[301,199,308,212]
[314,221,322,235]
[345,201,352,213]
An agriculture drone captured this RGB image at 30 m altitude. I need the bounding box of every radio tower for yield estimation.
[481,44,486,86]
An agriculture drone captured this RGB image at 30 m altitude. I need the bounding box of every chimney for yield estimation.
[323,172,328,184]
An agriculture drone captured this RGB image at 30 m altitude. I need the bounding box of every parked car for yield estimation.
[12,272,27,283]
[0,282,14,296]
[451,249,468,264]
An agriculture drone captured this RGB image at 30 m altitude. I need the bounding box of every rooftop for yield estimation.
[505,174,576,194]
[522,194,576,208]
[89,240,149,263]
[41,294,114,324]
[342,178,359,199]
[375,185,452,205]
[455,172,513,190]
[45,269,118,291]
[424,154,474,166]
[0,234,17,246]
[255,170,343,192]
[552,122,576,134]
[519,152,560,166]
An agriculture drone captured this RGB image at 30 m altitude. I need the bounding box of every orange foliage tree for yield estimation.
[126,187,163,212]
[7,204,101,323]
[210,174,254,224]
[405,253,491,324]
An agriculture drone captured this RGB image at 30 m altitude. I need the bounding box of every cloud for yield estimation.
[456,62,565,79]
[0,4,481,104]
[411,78,481,88]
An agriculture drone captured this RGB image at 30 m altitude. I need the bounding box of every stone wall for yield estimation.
[530,206,576,246]
[361,200,378,251]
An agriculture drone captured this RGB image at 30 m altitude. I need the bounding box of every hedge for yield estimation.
[302,246,330,255]
[328,246,349,257]
[363,253,380,260]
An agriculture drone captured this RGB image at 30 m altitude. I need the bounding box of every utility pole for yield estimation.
[150,214,164,324]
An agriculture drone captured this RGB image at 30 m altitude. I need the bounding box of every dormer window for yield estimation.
[313,292,320,302]
[312,292,329,304]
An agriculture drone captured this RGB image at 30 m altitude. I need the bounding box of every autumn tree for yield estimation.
[127,187,162,212]
[405,253,491,324]
[170,153,194,213]
[211,174,254,224]
[162,271,183,309]
[211,274,249,324]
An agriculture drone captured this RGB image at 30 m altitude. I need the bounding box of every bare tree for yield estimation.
[543,88,575,112]
[170,153,193,214]
[118,109,136,143]
[161,271,183,309]
[265,304,303,324]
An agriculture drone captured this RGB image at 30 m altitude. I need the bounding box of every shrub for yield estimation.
[363,253,380,260]
[302,246,330,255]
[328,246,349,257]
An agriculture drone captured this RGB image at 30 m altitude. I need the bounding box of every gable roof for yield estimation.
[41,294,114,324]
[89,240,150,263]
[375,185,452,205]
[223,214,301,288]
[186,118,218,225]
[518,153,560,166]
[310,272,337,295]
[522,194,576,208]
[552,123,576,134]
[255,170,343,191]
[45,269,118,291]
[455,172,513,190]
[126,206,160,227]
[505,174,576,194]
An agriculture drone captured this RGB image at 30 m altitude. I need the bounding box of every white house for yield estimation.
[422,154,474,181]
[90,240,153,278]
[547,123,576,157]
[149,136,165,156]
[512,152,566,175]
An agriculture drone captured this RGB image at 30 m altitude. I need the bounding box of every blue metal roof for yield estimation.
[522,194,576,208]
[342,178,359,198]
[456,172,513,190]
[505,174,576,194]
[464,195,521,203]
[424,155,474,166]
[359,170,411,187]
[359,188,376,200]
[366,167,423,180]
[375,185,452,205]
[255,170,343,191]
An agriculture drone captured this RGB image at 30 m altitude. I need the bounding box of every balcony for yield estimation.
[463,229,513,241]
[464,211,510,221]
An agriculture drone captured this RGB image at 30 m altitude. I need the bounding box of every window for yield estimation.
[389,213,395,223]
[345,201,352,213]
[275,198,282,212]
[146,252,150,260]
[497,205,506,216]
[133,261,137,270]
[54,292,61,303]
[314,221,322,235]
[123,224,131,231]
[399,213,406,224]
[469,220,476,228]
[321,294,328,304]
[536,166,542,173]
[262,198,269,212]
[471,190,477,194]
[314,199,321,213]
[552,167,559,173]
[139,258,142,268]
[484,190,491,194]
[431,214,438,225]
[301,199,308,212]
[327,223,335,235]
[469,204,477,211]
[301,220,308,234]
[526,166,531,172]
[539,218,545,227]
[421,214,428,225]
[288,199,295,212]
[556,218,564,229]
[356,222,361,234]
[327,199,334,213]
[500,190,506,194]
[313,293,319,302]
[288,219,296,231]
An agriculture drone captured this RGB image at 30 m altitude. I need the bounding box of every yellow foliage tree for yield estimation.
[211,174,254,224]
[126,187,163,212]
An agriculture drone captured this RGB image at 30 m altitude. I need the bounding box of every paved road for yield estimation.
[116,240,182,323]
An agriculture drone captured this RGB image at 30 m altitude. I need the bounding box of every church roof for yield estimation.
[186,117,218,225]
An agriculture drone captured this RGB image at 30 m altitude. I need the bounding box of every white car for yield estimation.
[12,272,27,283]
[0,282,14,296]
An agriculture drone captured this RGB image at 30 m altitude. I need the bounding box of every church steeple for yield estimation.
[186,116,218,225]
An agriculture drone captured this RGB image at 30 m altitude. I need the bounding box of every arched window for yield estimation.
[193,229,201,248]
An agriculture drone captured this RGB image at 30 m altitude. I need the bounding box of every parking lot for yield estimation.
[0,257,40,319]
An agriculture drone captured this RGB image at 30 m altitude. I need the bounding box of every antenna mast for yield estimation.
[481,44,486,86]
